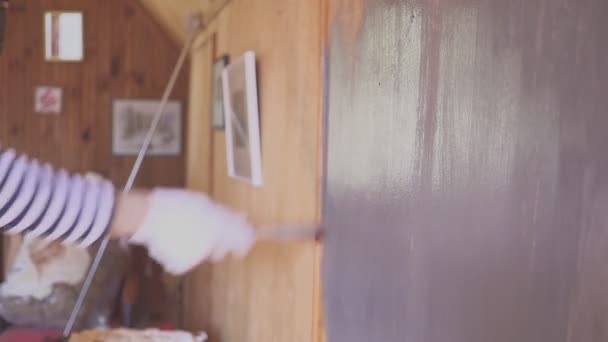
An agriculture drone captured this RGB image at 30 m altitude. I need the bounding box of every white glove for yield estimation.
[127,188,256,275]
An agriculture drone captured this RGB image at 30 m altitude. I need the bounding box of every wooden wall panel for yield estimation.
[137,0,199,44]
[183,0,324,341]
[0,0,188,323]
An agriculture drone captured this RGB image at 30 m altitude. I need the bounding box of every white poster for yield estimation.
[34,86,62,114]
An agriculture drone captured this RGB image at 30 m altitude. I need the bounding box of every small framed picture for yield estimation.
[43,11,84,62]
[112,99,182,156]
[222,51,263,187]
[211,55,229,129]
[34,86,62,114]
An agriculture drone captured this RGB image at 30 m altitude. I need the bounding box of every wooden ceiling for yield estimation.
[139,0,229,43]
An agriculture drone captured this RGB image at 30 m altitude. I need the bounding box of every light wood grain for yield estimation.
[138,0,231,45]
[181,30,214,330]
[138,0,198,44]
[185,32,213,195]
[182,0,325,341]
[0,0,189,324]
[313,0,329,340]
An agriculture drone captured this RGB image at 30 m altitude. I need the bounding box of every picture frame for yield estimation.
[211,55,229,129]
[34,86,62,114]
[222,51,263,187]
[112,99,182,156]
[43,11,84,62]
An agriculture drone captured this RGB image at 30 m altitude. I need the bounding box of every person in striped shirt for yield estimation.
[0,147,255,275]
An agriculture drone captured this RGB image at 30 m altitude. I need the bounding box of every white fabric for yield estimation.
[0,149,16,184]
[45,174,83,241]
[128,188,255,275]
[0,160,39,229]
[79,178,114,247]
[0,235,91,299]
[27,169,69,238]
[71,328,207,342]
[9,164,53,234]
[62,175,101,245]
[0,155,27,209]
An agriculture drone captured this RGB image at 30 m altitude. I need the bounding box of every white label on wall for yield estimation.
[35,86,62,114]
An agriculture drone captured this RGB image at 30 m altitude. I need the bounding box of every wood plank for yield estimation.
[182,31,214,330]
[185,33,213,198]
[2,0,27,277]
[183,0,324,341]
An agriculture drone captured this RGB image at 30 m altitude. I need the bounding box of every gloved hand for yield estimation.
[0,147,256,275]
[125,188,256,275]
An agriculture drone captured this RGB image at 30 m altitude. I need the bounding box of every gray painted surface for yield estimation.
[323,0,608,341]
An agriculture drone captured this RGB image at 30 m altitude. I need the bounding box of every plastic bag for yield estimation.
[0,235,128,329]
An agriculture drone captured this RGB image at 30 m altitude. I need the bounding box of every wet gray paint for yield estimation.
[323,0,608,341]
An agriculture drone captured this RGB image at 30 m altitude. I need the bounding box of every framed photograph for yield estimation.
[43,11,84,62]
[112,99,182,156]
[222,51,263,187]
[211,55,229,129]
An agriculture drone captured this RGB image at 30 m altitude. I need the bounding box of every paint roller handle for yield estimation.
[115,188,322,275]
[0,144,321,277]
[0,143,318,275]
[112,190,322,243]
[254,223,323,242]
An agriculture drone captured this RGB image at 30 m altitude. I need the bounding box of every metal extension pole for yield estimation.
[63,20,201,337]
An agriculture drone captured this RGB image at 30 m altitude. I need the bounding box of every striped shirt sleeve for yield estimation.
[0,147,116,247]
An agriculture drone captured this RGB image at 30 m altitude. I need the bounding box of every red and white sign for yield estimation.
[35,86,62,114]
